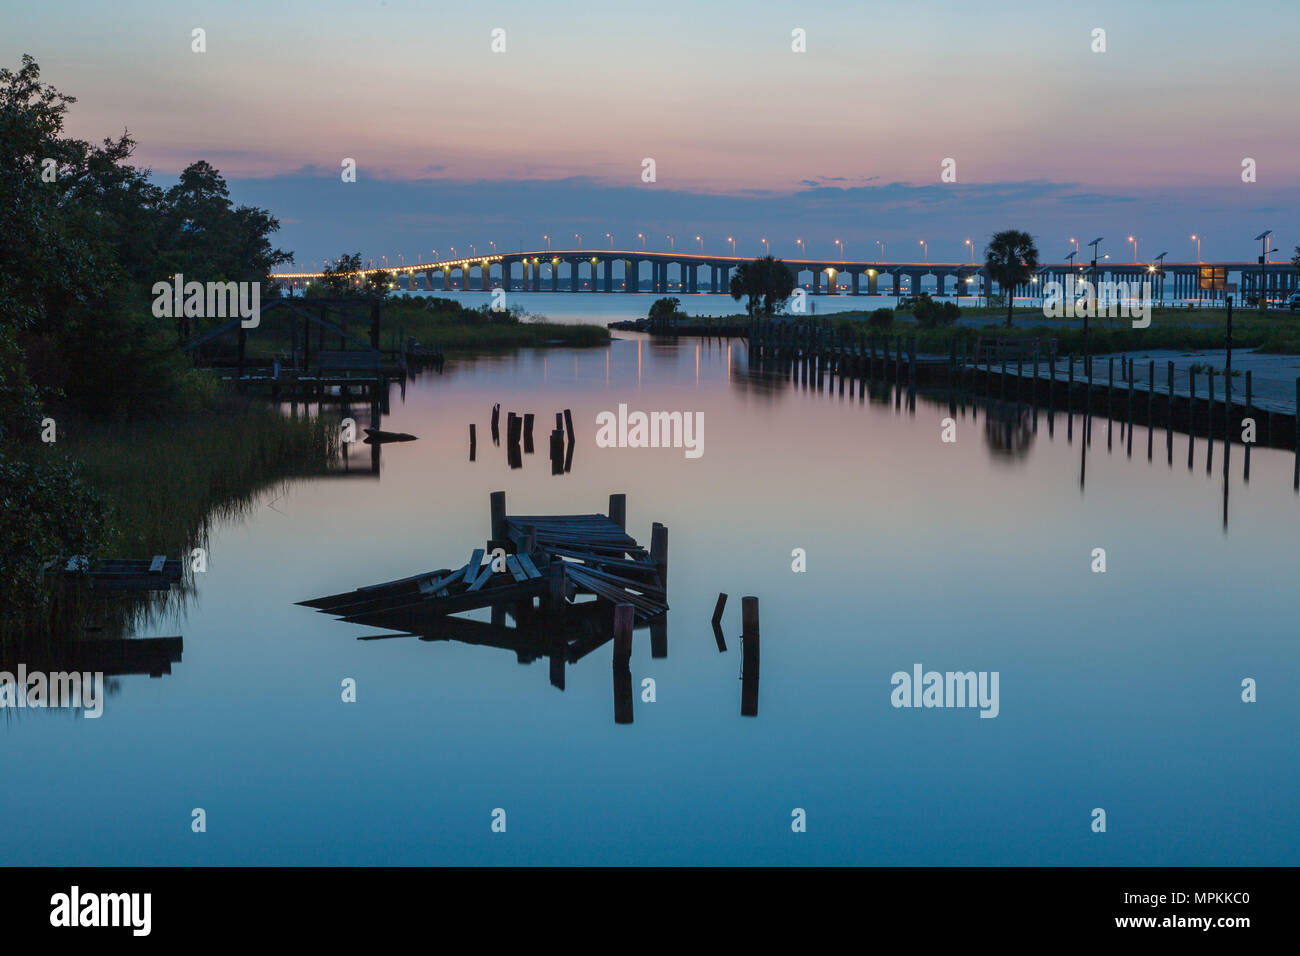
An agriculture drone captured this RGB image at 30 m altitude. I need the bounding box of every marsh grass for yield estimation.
[3,394,339,643]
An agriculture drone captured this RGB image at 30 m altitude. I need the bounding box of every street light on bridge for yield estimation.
[637,232,645,249]
[1127,236,1138,264]
[761,237,769,255]
[875,240,886,261]
[606,232,614,249]
[728,236,735,255]
[543,234,550,251]
[489,241,496,254]
[1190,234,1202,262]
[834,239,844,261]
[574,233,582,250]
[919,240,927,263]
[796,238,805,257]
[666,234,675,250]
[964,238,974,264]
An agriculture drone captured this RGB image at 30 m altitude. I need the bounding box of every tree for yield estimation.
[648,296,685,328]
[364,269,393,296]
[729,256,796,316]
[984,231,1040,327]
[319,253,364,296]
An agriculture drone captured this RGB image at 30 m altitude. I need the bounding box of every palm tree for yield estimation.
[984,231,1040,327]
[729,255,796,316]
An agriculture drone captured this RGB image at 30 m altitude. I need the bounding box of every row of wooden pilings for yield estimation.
[610,594,759,724]
[748,318,1300,486]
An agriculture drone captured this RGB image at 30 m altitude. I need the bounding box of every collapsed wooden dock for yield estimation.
[50,555,183,592]
[299,492,668,633]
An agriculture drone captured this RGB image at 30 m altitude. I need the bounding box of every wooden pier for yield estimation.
[299,492,669,633]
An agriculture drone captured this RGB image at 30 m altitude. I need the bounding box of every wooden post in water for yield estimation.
[740,596,760,717]
[1167,361,1175,464]
[651,522,668,586]
[490,491,506,543]
[1294,378,1299,490]
[608,493,626,530]
[612,603,634,725]
[712,593,728,626]
[548,557,566,610]
[1147,361,1155,461]
[564,408,576,445]
[1127,363,1134,457]
[523,413,535,453]
[469,423,477,460]
[1244,370,1252,482]
[1188,369,1196,469]
[1206,369,1215,474]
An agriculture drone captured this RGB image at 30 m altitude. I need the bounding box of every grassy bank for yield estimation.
[62,391,340,558]
[720,305,1300,355]
[268,291,609,355]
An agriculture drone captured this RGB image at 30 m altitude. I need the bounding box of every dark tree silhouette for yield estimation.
[984,231,1040,327]
[729,256,796,316]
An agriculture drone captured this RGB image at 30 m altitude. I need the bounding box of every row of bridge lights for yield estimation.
[291,231,1264,276]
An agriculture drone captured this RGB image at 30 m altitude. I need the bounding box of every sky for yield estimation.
[6,0,1299,265]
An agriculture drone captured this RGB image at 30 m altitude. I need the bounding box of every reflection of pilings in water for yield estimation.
[613,603,633,725]
[711,593,727,652]
[740,596,759,717]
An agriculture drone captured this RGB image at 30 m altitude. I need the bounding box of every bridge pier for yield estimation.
[603,258,613,293]
[826,267,838,294]
[501,260,511,293]
[812,269,821,294]
[626,259,637,292]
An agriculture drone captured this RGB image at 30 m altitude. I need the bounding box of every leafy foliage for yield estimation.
[729,256,796,316]
[983,230,1039,328]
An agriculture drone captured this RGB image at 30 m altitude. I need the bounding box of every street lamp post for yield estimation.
[761,237,769,255]
[696,235,703,252]
[876,240,885,262]
[919,240,927,263]
[543,235,550,251]
[1127,236,1138,264]
[728,236,735,255]
[964,239,974,264]
[606,232,614,249]
[666,235,675,251]
[796,238,805,257]
[1190,234,1201,262]
[1254,230,1275,309]
[637,232,645,250]
[835,239,844,261]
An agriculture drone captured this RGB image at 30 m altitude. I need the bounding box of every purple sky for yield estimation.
[9,0,1298,263]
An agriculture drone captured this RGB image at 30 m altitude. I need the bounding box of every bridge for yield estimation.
[270,251,1299,300]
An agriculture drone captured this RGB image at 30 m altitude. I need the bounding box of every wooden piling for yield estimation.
[613,603,634,725]
[608,493,626,530]
[1188,369,1196,469]
[650,522,668,585]
[740,596,759,717]
[1244,370,1252,482]
[711,592,728,626]
[469,423,477,461]
[490,491,506,542]
[563,408,576,444]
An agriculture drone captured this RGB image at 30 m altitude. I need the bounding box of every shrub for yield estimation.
[868,308,894,330]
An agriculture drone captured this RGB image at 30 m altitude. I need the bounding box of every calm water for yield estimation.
[4,334,1297,865]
